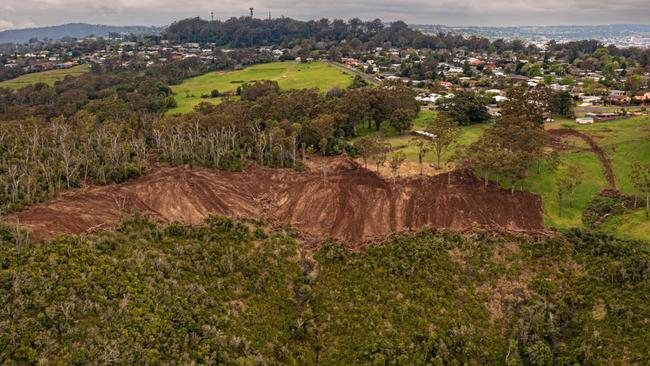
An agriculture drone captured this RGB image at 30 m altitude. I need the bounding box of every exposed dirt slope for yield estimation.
[7,157,543,244]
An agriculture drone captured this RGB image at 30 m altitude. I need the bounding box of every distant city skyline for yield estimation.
[1,0,649,31]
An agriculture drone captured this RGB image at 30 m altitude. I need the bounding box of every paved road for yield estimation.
[324,60,380,85]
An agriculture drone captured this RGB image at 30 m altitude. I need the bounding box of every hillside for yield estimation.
[6,156,542,245]
[0,64,90,89]
[0,23,164,44]
[1,216,647,364]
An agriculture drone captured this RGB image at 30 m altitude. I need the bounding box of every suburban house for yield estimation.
[576,117,594,124]
[633,92,650,103]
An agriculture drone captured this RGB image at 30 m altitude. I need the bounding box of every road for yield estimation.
[324,60,380,85]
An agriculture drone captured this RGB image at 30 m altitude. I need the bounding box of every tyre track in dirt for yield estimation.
[6,157,544,246]
[548,128,616,188]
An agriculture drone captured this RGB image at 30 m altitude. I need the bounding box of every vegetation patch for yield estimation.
[0,218,648,364]
[582,189,637,228]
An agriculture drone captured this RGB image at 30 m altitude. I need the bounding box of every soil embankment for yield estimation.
[7,157,543,244]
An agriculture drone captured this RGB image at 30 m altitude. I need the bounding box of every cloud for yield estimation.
[0,19,37,31]
[0,0,648,29]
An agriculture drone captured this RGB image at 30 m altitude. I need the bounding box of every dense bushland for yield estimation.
[1,217,647,364]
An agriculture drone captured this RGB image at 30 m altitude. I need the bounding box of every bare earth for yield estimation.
[6,157,543,244]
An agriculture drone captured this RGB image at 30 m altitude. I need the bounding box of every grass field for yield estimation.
[522,151,608,228]
[526,115,650,239]
[0,64,90,89]
[572,116,650,240]
[355,109,490,175]
[169,61,355,114]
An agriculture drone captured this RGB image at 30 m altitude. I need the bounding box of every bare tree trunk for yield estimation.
[292,137,297,167]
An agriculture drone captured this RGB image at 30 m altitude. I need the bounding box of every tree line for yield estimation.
[0,75,417,214]
[166,17,508,52]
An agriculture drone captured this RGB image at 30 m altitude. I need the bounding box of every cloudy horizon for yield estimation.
[1,0,649,31]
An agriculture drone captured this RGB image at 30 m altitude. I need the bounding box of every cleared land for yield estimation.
[6,156,543,246]
[526,115,650,239]
[169,61,355,113]
[0,64,90,89]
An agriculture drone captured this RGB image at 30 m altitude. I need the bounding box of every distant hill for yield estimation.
[0,23,165,44]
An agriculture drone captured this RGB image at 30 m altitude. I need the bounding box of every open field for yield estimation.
[522,150,608,228]
[0,64,90,89]
[575,116,650,192]
[169,61,355,113]
[572,116,650,240]
[356,109,489,175]
[600,208,650,241]
[527,115,650,239]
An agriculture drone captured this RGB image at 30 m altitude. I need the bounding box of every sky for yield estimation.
[1,0,649,31]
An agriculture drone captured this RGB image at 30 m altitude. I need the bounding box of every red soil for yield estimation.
[6,157,543,244]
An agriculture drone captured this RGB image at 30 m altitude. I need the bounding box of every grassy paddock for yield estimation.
[573,116,650,193]
[522,151,607,228]
[356,109,489,172]
[169,61,355,113]
[0,64,90,89]
[527,116,650,237]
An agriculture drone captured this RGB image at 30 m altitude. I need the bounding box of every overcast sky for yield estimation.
[1,0,649,31]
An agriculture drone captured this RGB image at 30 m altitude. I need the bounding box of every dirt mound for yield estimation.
[6,157,543,245]
[548,129,616,188]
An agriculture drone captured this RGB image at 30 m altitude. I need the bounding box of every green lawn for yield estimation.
[526,115,650,237]
[386,124,487,166]
[0,64,90,89]
[169,61,355,114]
[522,151,608,228]
[574,116,650,240]
[355,109,436,139]
[356,109,490,168]
[573,116,650,194]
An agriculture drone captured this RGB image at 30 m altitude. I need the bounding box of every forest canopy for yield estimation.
[0,217,648,364]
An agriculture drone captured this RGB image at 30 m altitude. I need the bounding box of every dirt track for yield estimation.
[7,157,543,245]
[548,128,616,188]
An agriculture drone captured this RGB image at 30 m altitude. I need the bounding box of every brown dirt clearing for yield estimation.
[6,156,544,246]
